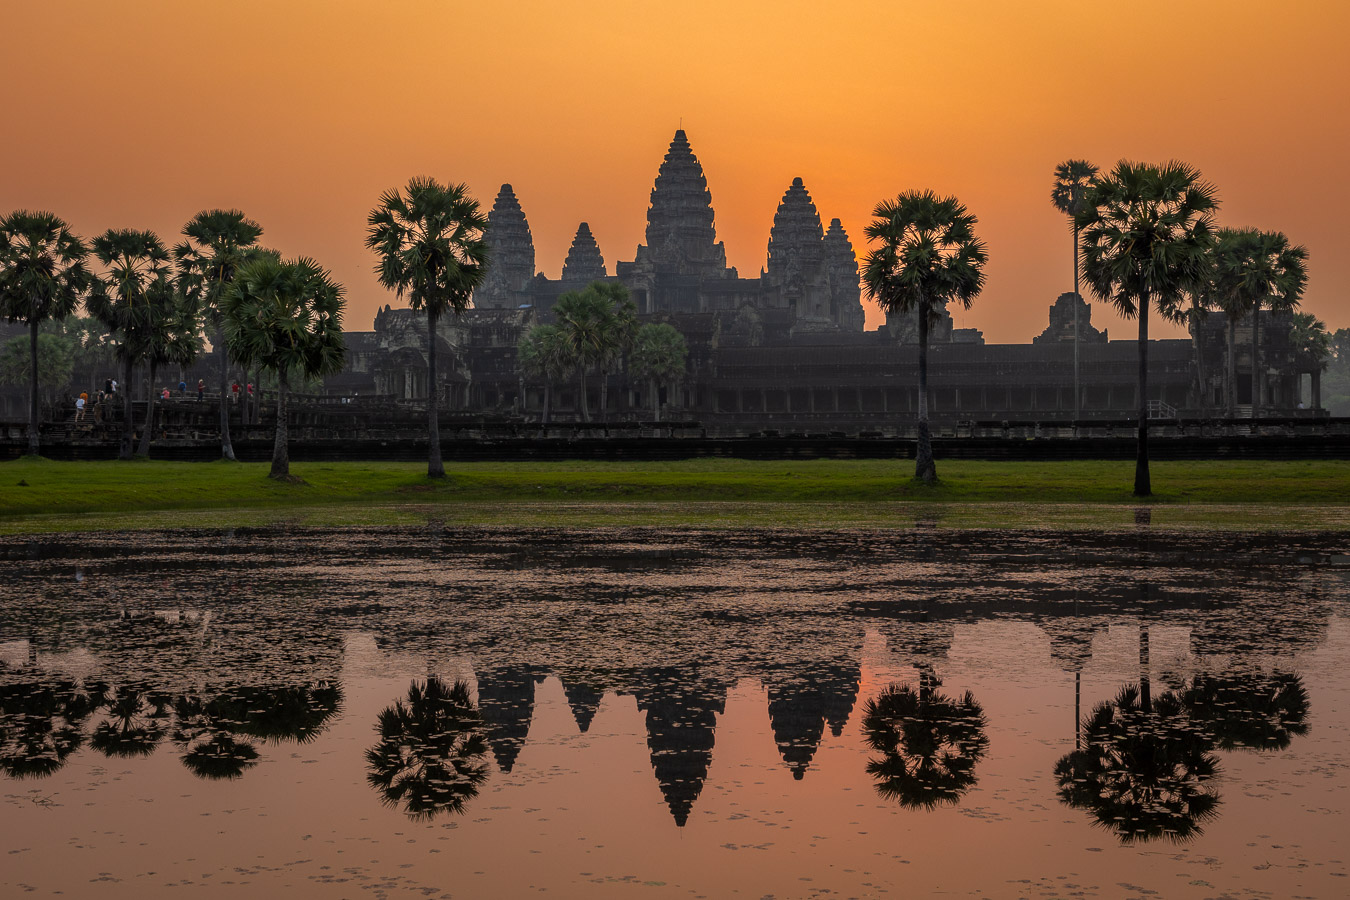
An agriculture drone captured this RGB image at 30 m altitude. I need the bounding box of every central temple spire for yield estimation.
[636,130,728,277]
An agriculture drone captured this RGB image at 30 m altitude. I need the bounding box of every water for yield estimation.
[2,527,1348,898]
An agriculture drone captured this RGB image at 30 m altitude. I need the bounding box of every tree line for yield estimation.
[0,210,345,478]
[3,162,1328,494]
[869,159,1316,496]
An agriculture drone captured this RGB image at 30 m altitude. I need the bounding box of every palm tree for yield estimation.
[862,191,988,482]
[589,283,638,424]
[1050,159,1099,420]
[171,694,261,780]
[87,229,175,460]
[1209,229,1257,418]
[0,679,95,778]
[0,211,91,456]
[861,673,989,809]
[1054,685,1221,843]
[89,683,171,758]
[1077,161,1218,496]
[366,178,488,477]
[135,283,202,457]
[1181,671,1309,752]
[223,255,346,480]
[174,210,265,461]
[1207,228,1308,418]
[366,676,491,820]
[553,287,614,423]
[630,322,688,422]
[1246,232,1308,419]
[517,323,574,424]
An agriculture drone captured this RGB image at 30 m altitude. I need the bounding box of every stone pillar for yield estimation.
[831,388,839,412]
[1313,370,1322,409]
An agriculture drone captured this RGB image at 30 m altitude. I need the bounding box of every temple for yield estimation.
[323,128,1324,432]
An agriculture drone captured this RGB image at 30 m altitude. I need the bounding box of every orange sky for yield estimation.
[3,0,1347,342]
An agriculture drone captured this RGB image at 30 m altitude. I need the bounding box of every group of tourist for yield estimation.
[70,376,258,425]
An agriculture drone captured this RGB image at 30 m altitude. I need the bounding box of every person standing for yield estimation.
[197,378,205,401]
[179,379,187,395]
[75,395,86,422]
[231,381,241,404]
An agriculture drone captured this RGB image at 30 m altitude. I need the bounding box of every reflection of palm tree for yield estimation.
[862,672,989,809]
[366,676,490,820]
[0,680,94,778]
[1182,671,1309,752]
[90,684,171,758]
[233,682,343,745]
[1054,686,1220,844]
[171,695,260,780]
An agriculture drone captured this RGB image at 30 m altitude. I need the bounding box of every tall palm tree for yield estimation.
[1054,685,1221,843]
[863,191,988,482]
[553,287,614,423]
[861,673,989,809]
[174,210,265,461]
[1209,229,1256,418]
[1077,161,1218,496]
[366,676,491,820]
[1050,159,1099,419]
[1181,671,1309,752]
[630,322,688,422]
[588,282,638,424]
[135,283,202,457]
[1208,228,1308,419]
[89,683,171,758]
[0,211,91,456]
[1245,231,1308,420]
[87,229,175,460]
[366,177,488,477]
[517,323,574,424]
[223,255,346,480]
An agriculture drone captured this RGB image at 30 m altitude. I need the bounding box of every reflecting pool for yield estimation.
[2,528,1348,897]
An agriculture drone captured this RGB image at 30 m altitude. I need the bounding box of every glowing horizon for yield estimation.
[3,0,1346,342]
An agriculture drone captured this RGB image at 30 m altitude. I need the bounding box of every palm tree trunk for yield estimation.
[217,327,235,461]
[136,360,157,457]
[1135,289,1151,497]
[1252,305,1263,420]
[1227,318,1237,418]
[26,320,40,456]
[578,366,590,423]
[600,368,609,427]
[915,304,936,482]
[426,308,444,478]
[1139,625,1151,714]
[270,370,289,479]
[119,355,135,460]
[542,382,551,425]
[1072,224,1080,421]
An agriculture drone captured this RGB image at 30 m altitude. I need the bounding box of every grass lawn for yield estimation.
[1,456,1347,533]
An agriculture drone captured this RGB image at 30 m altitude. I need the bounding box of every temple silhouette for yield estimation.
[329,129,1324,429]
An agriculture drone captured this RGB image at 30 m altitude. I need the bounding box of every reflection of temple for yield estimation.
[326,130,1325,429]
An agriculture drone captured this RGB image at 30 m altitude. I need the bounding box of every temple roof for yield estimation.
[476,184,536,309]
[767,177,824,280]
[822,218,857,276]
[561,222,607,284]
[639,130,727,276]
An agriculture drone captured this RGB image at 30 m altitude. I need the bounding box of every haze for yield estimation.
[3,0,1345,340]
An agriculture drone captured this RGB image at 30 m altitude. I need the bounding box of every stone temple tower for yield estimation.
[474,184,535,309]
[766,177,833,331]
[633,130,729,277]
[823,218,866,332]
[561,222,607,285]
